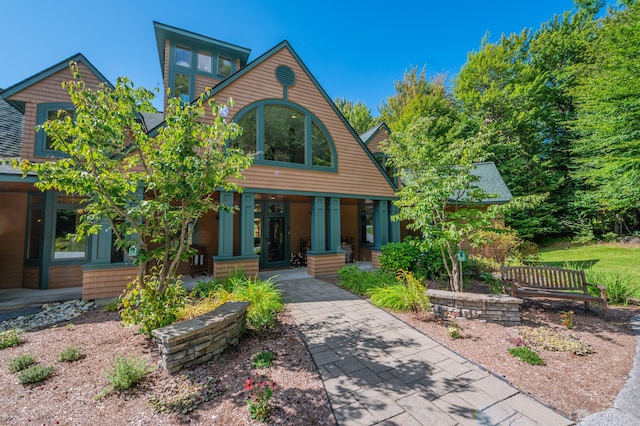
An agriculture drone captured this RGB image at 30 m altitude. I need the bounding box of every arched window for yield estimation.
[234,101,336,170]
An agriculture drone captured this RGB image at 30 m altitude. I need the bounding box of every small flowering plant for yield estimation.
[560,310,574,329]
[244,376,276,422]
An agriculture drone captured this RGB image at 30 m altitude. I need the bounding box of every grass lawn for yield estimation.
[538,243,640,289]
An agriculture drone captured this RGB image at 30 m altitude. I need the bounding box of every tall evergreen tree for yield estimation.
[572,1,640,234]
[454,3,602,240]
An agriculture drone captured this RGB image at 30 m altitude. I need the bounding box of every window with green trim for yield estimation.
[53,195,86,260]
[35,103,74,157]
[218,56,231,77]
[174,73,191,100]
[233,102,335,169]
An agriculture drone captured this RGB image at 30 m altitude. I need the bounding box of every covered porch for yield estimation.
[202,190,400,279]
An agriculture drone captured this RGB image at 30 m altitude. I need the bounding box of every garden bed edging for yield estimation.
[152,301,250,373]
[427,289,522,326]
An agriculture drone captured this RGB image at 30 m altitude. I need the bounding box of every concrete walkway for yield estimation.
[277,276,572,426]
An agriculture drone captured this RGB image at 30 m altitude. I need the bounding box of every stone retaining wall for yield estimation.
[427,289,522,326]
[152,301,250,373]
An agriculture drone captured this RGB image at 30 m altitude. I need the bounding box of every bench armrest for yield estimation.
[587,282,607,301]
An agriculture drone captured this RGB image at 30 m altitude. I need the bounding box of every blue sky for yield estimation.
[2,0,577,115]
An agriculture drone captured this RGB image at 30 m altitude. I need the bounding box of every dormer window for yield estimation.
[218,56,231,77]
[197,51,212,72]
[175,46,191,67]
[35,102,74,157]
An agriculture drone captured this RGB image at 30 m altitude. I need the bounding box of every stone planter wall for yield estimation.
[427,289,522,326]
[152,301,250,373]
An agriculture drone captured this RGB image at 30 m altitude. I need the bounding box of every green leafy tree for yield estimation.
[381,93,496,292]
[16,64,253,296]
[454,3,602,240]
[334,97,377,135]
[572,1,640,234]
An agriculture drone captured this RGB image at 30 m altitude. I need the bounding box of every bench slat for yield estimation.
[501,265,607,316]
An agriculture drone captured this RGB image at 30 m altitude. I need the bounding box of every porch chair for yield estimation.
[190,245,211,278]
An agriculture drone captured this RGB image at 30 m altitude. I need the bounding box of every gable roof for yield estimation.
[0,97,23,158]
[0,53,111,100]
[361,122,391,145]
[467,161,513,204]
[202,40,398,191]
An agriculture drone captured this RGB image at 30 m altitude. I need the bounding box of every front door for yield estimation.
[255,201,289,268]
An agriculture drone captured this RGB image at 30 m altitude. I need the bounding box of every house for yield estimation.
[0,22,401,299]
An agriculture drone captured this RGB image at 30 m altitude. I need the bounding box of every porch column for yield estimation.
[218,191,234,257]
[327,197,341,252]
[240,192,255,257]
[389,203,401,243]
[373,200,389,249]
[310,196,326,252]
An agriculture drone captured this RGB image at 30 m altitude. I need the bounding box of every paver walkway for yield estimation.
[278,277,572,426]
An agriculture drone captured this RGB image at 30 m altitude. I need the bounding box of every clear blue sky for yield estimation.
[2,0,578,115]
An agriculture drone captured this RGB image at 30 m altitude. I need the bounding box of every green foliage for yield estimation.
[57,347,84,362]
[14,66,253,296]
[572,2,640,234]
[98,355,154,399]
[18,364,55,384]
[447,322,463,339]
[479,272,504,295]
[586,270,638,305]
[102,299,120,313]
[518,326,593,355]
[454,4,602,240]
[368,271,431,313]
[380,87,500,291]
[149,376,219,414]
[120,274,187,337]
[508,346,544,365]
[333,97,377,135]
[379,238,446,279]
[337,266,396,296]
[8,354,36,373]
[251,351,276,369]
[0,328,22,349]
[182,274,283,334]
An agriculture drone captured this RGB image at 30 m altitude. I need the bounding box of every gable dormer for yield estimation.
[153,22,251,110]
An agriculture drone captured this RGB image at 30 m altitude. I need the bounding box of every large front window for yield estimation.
[234,102,335,169]
[264,105,305,164]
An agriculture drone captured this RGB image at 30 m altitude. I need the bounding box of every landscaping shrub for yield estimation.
[368,270,431,313]
[120,274,187,337]
[58,346,84,362]
[0,328,22,349]
[8,354,36,373]
[337,266,395,296]
[102,299,120,313]
[508,346,544,365]
[181,274,283,334]
[251,351,276,368]
[586,270,638,305]
[97,355,154,399]
[518,326,593,355]
[18,364,55,384]
[479,272,504,295]
[379,238,427,277]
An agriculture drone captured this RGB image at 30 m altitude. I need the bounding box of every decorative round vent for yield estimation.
[275,65,295,87]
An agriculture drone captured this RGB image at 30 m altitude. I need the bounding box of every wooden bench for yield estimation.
[500,265,607,316]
